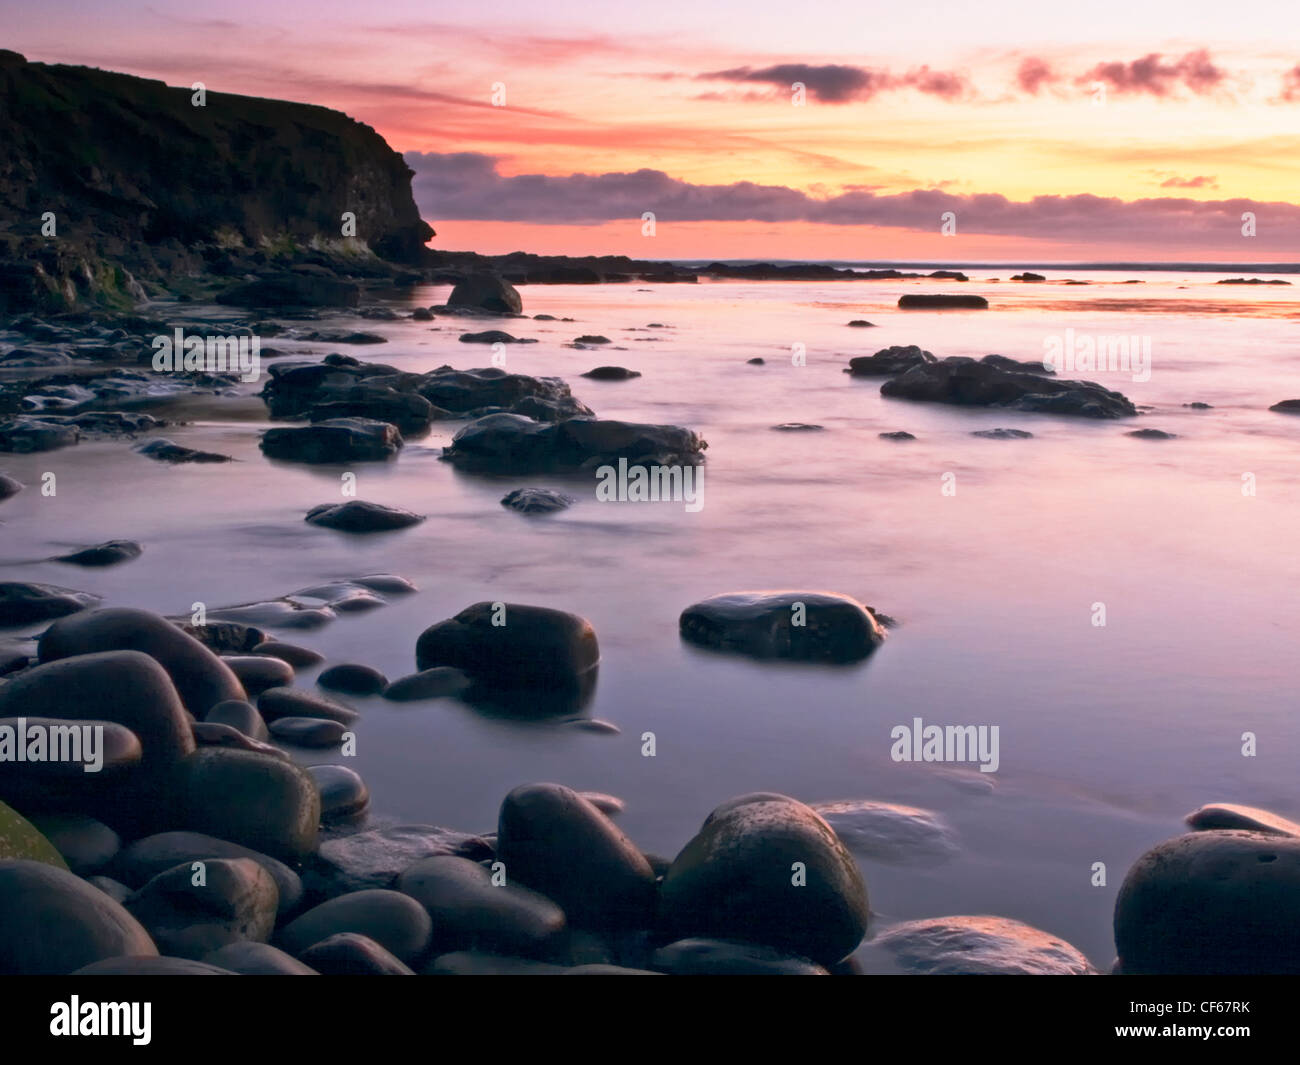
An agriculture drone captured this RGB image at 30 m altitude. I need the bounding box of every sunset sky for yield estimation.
[6,0,1300,260]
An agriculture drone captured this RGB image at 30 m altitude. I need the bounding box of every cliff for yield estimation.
[0,50,433,311]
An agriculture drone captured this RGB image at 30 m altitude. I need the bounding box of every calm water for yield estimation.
[4,268,1300,969]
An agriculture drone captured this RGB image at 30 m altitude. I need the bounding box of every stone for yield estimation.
[190,721,286,759]
[50,540,142,567]
[278,889,433,965]
[1114,830,1300,974]
[897,293,988,308]
[38,608,245,717]
[261,417,403,465]
[871,916,1093,975]
[972,428,1033,439]
[112,831,302,916]
[652,938,828,975]
[216,272,361,309]
[73,956,233,975]
[381,667,473,702]
[134,438,232,463]
[0,473,22,500]
[124,857,279,959]
[500,487,574,514]
[660,793,869,965]
[318,663,388,695]
[0,801,68,867]
[172,749,320,862]
[258,687,359,725]
[308,765,370,821]
[299,932,415,974]
[0,859,158,973]
[27,814,119,875]
[251,641,324,667]
[269,716,348,747]
[302,824,491,899]
[845,345,935,376]
[497,783,655,930]
[581,366,640,380]
[397,854,567,958]
[0,415,80,452]
[305,501,424,532]
[0,582,99,626]
[221,655,294,697]
[1185,803,1300,837]
[810,800,958,865]
[205,699,270,742]
[1126,428,1176,439]
[447,274,522,314]
[679,591,885,662]
[879,431,915,440]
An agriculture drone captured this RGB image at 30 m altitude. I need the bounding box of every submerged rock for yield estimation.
[881,356,1136,419]
[872,915,1093,974]
[811,800,958,865]
[50,540,142,567]
[580,366,640,380]
[459,330,535,344]
[879,431,915,441]
[897,293,988,309]
[0,581,99,626]
[660,793,869,965]
[135,438,232,464]
[0,473,22,501]
[416,602,599,695]
[1184,802,1300,837]
[305,500,424,532]
[679,591,885,662]
[303,824,490,898]
[972,428,1033,439]
[258,687,359,725]
[1126,428,1176,439]
[261,418,402,464]
[845,345,935,377]
[1269,399,1300,414]
[0,415,80,452]
[500,487,574,514]
[1114,831,1300,974]
[318,663,388,695]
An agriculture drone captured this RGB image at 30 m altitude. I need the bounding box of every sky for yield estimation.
[5,0,1300,261]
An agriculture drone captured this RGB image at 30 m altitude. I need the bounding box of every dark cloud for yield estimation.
[1078,50,1226,97]
[1159,175,1218,189]
[697,63,970,102]
[406,151,1296,246]
[1016,57,1058,95]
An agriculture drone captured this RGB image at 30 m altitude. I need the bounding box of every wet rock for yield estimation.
[500,487,574,514]
[190,721,286,759]
[881,356,1136,419]
[0,415,80,452]
[350,574,417,596]
[1115,830,1300,974]
[397,855,566,958]
[251,641,324,667]
[258,687,359,725]
[381,667,473,702]
[87,876,132,903]
[135,438,232,463]
[124,857,279,959]
[0,859,158,973]
[972,428,1033,439]
[1185,803,1300,837]
[308,765,370,821]
[302,824,490,898]
[278,889,432,964]
[112,831,302,916]
[204,700,270,742]
[1126,428,1176,439]
[39,607,245,716]
[299,932,415,974]
[660,793,869,965]
[27,814,120,875]
[847,320,874,327]
[0,473,22,500]
[846,345,935,377]
[872,915,1093,974]
[205,940,317,975]
[0,581,99,626]
[497,783,655,930]
[810,800,958,865]
[261,418,402,464]
[771,423,823,432]
[447,274,522,315]
[177,620,267,654]
[579,792,625,817]
[305,500,424,532]
[981,353,1054,375]
[73,956,234,974]
[221,655,294,697]
[0,717,142,793]
[897,293,988,308]
[1011,272,1046,281]
[652,938,828,975]
[879,431,915,440]
[305,388,437,436]
[318,663,387,695]
[1269,399,1300,414]
[459,330,535,344]
[581,366,640,380]
[416,602,599,696]
[441,414,706,474]
[426,951,569,975]
[570,718,620,735]
[269,717,348,747]
[172,749,320,862]
[679,591,885,662]
[216,272,361,309]
[747,357,765,365]
[1184,402,1213,409]
[50,540,142,567]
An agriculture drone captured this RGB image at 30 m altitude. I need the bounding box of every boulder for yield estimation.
[204,940,317,974]
[845,345,935,377]
[897,294,988,308]
[220,655,294,696]
[0,859,158,973]
[0,415,80,452]
[50,540,142,567]
[581,366,641,380]
[496,783,655,930]
[278,889,433,965]
[308,765,370,821]
[305,500,424,532]
[204,700,270,742]
[447,274,522,314]
[0,581,99,626]
[39,608,245,716]
[318,663,388,695]
[261,418,402,463]
[679,591,885,662]
[500,487,574,514]
[659,793,869,965]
